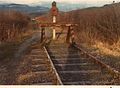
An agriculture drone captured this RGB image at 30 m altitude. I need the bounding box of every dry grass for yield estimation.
[17,72,34,84]
[70,3,120,59]
[0,30,39,84]
[0,10,30,43]
[0,30,36,62]
[15,30,38,42]
[93,40,120,57]
[79,40,120,71]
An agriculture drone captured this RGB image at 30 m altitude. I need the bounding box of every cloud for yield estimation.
[0,0,119,5]
[0,0,38,4]
[35,0,118,4]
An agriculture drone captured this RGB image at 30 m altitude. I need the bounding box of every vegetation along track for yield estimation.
[45,42,120,85]
[17,44,62,85]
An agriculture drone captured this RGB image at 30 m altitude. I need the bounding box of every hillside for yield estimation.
[64,3,120,59]
[0,3,49,17]
[36,2,120,44]
[70,3,120,44]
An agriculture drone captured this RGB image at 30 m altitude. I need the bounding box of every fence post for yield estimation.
[41,27,45,43]
[66,26,71,43]
[66,25,75,44]
[71,26,75,44]
[52,27,56,40]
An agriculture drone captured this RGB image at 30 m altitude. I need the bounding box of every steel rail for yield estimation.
[73,43,120,80]
[44,46,63,85]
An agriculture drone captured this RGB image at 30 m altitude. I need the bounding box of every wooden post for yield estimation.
[52,27,56,40]
[41,27,45,43]
[66,25,75,44]
[66,26,71,43]
[71,27,75,44]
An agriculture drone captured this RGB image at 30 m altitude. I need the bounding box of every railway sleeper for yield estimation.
[59,72,113,84]
[31,65,50,72]
[54,63,100,71]
[52,59,93,64]
[63,81,114,85]
[31,59,49,64]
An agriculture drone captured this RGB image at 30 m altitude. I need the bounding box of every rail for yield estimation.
[44,46,63,85]
[73,44,120,81]
[38,22,120,84]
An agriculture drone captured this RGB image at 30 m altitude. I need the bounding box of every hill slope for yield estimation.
[36,3,120,44]
[0,3,49,17]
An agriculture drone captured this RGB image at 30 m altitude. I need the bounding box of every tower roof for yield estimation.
[52,1,56,6]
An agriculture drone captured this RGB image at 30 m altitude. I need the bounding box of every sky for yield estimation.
[0,0,120,11]
[0,0,119,5]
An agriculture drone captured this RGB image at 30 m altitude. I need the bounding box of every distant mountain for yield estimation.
[0,3,49,17]
[35,2,120,23]
[31,1,111,11]
[32,2,84,11]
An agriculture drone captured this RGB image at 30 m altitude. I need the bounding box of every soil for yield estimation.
[0,31,41,85]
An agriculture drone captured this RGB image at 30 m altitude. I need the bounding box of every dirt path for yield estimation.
[0,31,41,85]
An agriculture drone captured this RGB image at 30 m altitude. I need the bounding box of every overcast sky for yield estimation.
[0,0,120,7]
[0,0,119,4]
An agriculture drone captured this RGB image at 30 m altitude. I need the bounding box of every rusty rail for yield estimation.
[73,44,120,82]
[44,46,63,85]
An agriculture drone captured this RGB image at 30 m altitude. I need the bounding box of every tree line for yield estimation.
[0,10,30,43]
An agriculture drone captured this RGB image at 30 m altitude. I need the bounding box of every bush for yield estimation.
[70,3,120,45]
[0,10,30,43]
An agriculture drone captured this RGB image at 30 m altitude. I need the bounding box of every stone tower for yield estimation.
[50,1,59,23]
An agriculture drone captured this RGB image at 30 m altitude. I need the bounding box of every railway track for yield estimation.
[18,42,119,85]
[45,42,119,85]
[17,45,62,85]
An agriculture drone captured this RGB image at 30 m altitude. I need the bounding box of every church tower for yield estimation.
[50,1,59,23]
